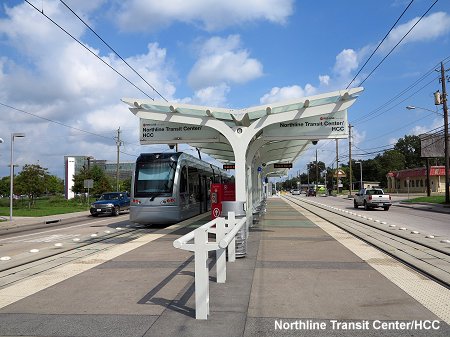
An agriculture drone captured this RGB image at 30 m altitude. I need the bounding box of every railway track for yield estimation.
[0,225,150,288]
[283,195,450,287]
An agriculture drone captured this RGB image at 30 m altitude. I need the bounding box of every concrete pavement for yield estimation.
[0,197,448,336]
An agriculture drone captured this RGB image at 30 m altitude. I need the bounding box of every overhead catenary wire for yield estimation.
[58,0,168,102]
[346,0,415,89]
[24,0,156,101]
[356,0,440,87]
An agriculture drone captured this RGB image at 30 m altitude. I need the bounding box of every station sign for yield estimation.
[263,110,348,140]
[274,163,293,168]
[140,119,220,144]
[223,164,235,170]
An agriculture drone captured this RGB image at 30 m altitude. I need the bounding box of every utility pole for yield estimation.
[439,62,449,204]
[335,139,339,195]
[348,124,353,197]
[114,127,123,192]
[315,148,318,193]
[307,164,310,188]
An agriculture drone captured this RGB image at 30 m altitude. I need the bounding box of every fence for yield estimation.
[173,212,246,319]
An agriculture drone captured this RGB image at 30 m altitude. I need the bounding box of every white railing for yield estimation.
[173,212,246,320]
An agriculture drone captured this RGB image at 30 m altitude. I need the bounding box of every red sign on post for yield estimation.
[211,183,235,219]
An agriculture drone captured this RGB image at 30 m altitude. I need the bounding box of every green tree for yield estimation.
[121,177,132,192]
[72,165,113,196]
[376,150,406,187]
[394,135,423,168]
[0,176,10,197]
[45,175,64,195]
[14,164,49,208]
[308,161,326,184]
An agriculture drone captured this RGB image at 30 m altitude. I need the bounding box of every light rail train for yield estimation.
[130,152,229,224]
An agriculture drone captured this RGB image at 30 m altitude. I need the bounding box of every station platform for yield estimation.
[0,197,449,337]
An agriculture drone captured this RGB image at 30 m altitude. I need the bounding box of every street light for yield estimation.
[10,133,25,222]
[406,105,443,116]
[355,161,363,190]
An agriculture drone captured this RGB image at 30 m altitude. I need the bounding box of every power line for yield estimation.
[364,112,435,143]
[58,0,168,102]
[336,125,445,162]
[350,56,450,125]
[357,0,440,87]
[24,0,155,100]
[353,75,438,125]
[346,0,414,89]
[119,150,138,158]
[0,101,113,140]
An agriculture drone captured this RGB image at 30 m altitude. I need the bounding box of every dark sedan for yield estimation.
[90,192,130,216]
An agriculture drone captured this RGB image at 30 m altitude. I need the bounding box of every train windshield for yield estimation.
[135,160,177,197]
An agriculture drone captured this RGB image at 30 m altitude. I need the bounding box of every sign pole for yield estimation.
[335,139,339,195]
[440,62,449,204]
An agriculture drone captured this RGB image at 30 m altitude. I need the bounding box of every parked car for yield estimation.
[353,188,392,211]
[90,192,130,217]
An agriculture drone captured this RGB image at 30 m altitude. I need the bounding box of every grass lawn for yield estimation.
[0,196,89,218]
[402,195,446,204]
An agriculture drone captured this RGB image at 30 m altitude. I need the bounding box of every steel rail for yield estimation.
[283,195,450,287]
[0,226,146,287]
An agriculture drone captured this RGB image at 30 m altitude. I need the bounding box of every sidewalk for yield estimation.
[0,198,448,337]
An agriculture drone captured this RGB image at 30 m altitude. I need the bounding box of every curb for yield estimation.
[394,203,450,215]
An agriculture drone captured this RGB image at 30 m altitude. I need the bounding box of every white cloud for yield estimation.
[259,84,317,104]
[410,117,442,136]
[388,137,398,146]
[0,2,176,177]
[333,49,359,79]
[191,84,231,107]
[319,75,330,86]
[381,12,450,52]
[114,0,294,32]
[352,128,366,146]
[188,35,263,90]
[311,12,450,91]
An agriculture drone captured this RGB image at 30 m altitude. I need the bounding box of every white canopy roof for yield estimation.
[123,87,362,168]
[123,87,363,201]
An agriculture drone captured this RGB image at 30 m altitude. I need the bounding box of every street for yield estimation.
[0,213,132,270]
[291,194,450,239]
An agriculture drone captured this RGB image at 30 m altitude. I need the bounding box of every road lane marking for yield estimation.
[0,212,207,309]
[0,219,112,242]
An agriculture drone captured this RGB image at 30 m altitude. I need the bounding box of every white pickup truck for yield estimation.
[353,188,392,211]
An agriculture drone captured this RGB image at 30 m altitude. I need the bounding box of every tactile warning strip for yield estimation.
[285,198,450,324]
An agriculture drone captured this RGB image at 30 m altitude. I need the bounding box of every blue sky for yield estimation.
[0,0,449,180]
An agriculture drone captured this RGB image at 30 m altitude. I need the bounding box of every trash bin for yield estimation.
[221,201,247,258]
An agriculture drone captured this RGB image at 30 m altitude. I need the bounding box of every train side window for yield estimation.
[180,166,188,193]
[188,167,200,201]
